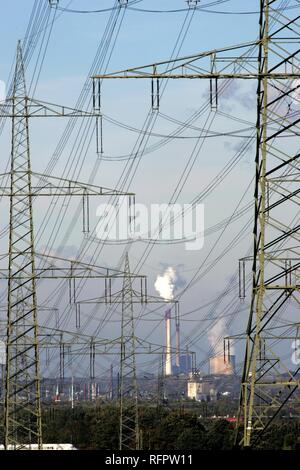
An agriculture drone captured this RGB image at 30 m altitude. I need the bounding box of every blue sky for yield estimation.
[0,1,265,374]
[1,1,258,86]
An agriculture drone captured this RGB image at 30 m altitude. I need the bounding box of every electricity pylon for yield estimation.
[76,275,183,448]
[93,0,300,447]
[119,253,139,450]
[4,41,42,449]
[235,1,300,447]
[0,41,135,449]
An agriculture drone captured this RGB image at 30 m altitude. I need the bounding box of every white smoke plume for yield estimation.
[208,318,226,355]
[208,317,235,356]
[154,267,177,301]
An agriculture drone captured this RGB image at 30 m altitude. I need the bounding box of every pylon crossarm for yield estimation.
[0,171,134,197]
[93,72,300,80]
[0,305,57,315]
[92,44,300,80]
[2,325,192,355]
[0,252,145,280]
[34,252,139,276]
[77,291,178,305]
[0,97,101,117]
[92,40,258,79]
[228,321,300,341]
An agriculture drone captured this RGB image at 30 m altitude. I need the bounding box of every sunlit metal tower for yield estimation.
[236,0,300,447]
[119,253,140,450]
[1,40,135,450]
[4,41,42,449]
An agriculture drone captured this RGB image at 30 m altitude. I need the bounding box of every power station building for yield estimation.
[187,374,217,401]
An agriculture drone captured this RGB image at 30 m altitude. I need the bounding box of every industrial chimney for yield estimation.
[176,322,180,370]
[165,309,172,376]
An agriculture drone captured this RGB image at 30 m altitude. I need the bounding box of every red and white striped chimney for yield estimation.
[165,309,172,376]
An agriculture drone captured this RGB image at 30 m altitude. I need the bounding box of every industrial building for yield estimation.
[187,374,217,402]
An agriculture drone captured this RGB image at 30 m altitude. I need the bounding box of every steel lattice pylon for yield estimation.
[0,38,136,448]
[235,0,300,447]
[119,253,140,450]
[4,41,42,449]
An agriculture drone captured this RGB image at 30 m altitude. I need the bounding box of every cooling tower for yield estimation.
[209,355,235,375]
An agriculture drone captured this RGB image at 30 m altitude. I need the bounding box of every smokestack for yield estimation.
[71,376,74,409]
[175,304,180,369]
[165,309,172,376]
[176,324,180,369]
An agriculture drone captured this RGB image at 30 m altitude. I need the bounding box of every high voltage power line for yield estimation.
[92,0,300,447]
[1,0,300,450]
